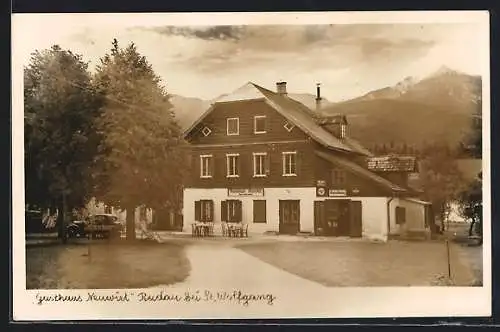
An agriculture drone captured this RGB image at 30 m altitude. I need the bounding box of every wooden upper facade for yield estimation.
[183,82,415,197]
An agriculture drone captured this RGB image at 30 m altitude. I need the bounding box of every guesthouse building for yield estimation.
[182,81,432,241]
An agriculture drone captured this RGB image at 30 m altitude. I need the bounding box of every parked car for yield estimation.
[66,214,123,239]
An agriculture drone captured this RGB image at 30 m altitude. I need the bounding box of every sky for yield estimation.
[13,12,488,102]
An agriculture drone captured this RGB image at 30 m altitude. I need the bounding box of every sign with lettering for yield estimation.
[328,189,347,197]
[228,188,264,197]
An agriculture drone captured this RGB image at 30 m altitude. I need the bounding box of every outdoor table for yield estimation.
[227,223,243,237]
[192,222,214,237]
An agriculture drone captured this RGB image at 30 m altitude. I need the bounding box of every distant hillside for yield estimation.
[170,67,481,149]
[321,67,481,150]
[287,93,333,110]
[170,92,332,130]
[169,95,211,130]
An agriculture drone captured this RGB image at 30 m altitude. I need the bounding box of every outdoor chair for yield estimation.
[191,223,200,237]
[221,222,228,237]
[241,224,249,238]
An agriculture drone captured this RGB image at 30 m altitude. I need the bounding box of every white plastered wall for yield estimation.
[183,187,316,234]
[389,198,429,235]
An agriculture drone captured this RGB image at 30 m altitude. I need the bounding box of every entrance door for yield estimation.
[349,200,362,237]
[279,200,300,234]
[323,199,351,236]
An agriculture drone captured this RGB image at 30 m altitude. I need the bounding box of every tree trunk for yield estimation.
[61,193,68,244]
[469,220,475,237]
[126,205,136,241]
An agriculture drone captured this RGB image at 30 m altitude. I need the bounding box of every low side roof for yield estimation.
[315,150,408,193]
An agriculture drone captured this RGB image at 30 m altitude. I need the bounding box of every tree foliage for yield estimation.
[457,174,482,240]
[419,144,466,231]
[24,45,103,215]
[92,39,188,240]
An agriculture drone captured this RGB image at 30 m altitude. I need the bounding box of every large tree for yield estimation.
[93,39,188,240]
[419,143,466,232]
[457,173,482,243]
[24,45,103,241]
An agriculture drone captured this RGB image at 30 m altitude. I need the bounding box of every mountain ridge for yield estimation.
[170,67,481,150]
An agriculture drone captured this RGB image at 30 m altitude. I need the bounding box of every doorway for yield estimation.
[314,199,353,236]
[279,200,300,234]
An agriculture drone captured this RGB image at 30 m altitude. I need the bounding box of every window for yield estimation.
[284,121,295,132]
[195,200,214,222]
[253,200,266,223]
[253,152,268,177]
[226,153,240,177]
[282,151,297,176]
[254,116,267,134]
[201,126,212,137]
[221,200,242,223]
[200,155,213,178]
[227,118,239,135]
[396,206,406,225]
[331,168,346,185]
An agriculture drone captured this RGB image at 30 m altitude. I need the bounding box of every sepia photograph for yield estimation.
[12,11,490,320]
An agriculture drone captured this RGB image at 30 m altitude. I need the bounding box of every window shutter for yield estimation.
[236,200,243,222]
[237,155,242,176]
[194,201,201,221]
[210,156,215,177]
[209,200,214,221]
[253,200,266,223]
[221,200,227,222]
[295,152,300,176]
[265,153,271,176]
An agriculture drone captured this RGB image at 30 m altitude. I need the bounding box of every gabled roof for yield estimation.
[315,150,408,193]
[183,82,371,156]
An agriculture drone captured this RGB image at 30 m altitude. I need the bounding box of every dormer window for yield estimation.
[284,121,295,132]
[254,116,267,134]
[202,126,212,137]
[227,118,239,136]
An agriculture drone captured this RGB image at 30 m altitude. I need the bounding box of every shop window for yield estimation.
[194,200,214,222]
[221,199,242,223]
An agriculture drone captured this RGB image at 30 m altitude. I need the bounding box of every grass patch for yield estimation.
[26,241,190,289]
[237,241,480,287]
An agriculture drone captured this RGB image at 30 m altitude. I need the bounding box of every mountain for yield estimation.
[343,66,481,113]
[170,92,332,130]
[287,93,333,110]
[320,67,482,150]
[169,95,211,130]
[170,67,481,150]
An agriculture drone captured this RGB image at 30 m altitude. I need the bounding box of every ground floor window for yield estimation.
[195,200,214,222]
[396,206,406,225]
[221,199,242,222]
[253,200,266,223]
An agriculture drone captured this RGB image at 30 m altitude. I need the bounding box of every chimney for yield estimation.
[315,83,322,111]
[276,81,287,95]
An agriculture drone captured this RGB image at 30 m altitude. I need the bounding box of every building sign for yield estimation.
[316,187,327,197]
[328,189,347,197]
[228,188,264,197]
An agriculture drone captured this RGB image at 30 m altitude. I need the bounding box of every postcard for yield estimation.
[12,10,491,320]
